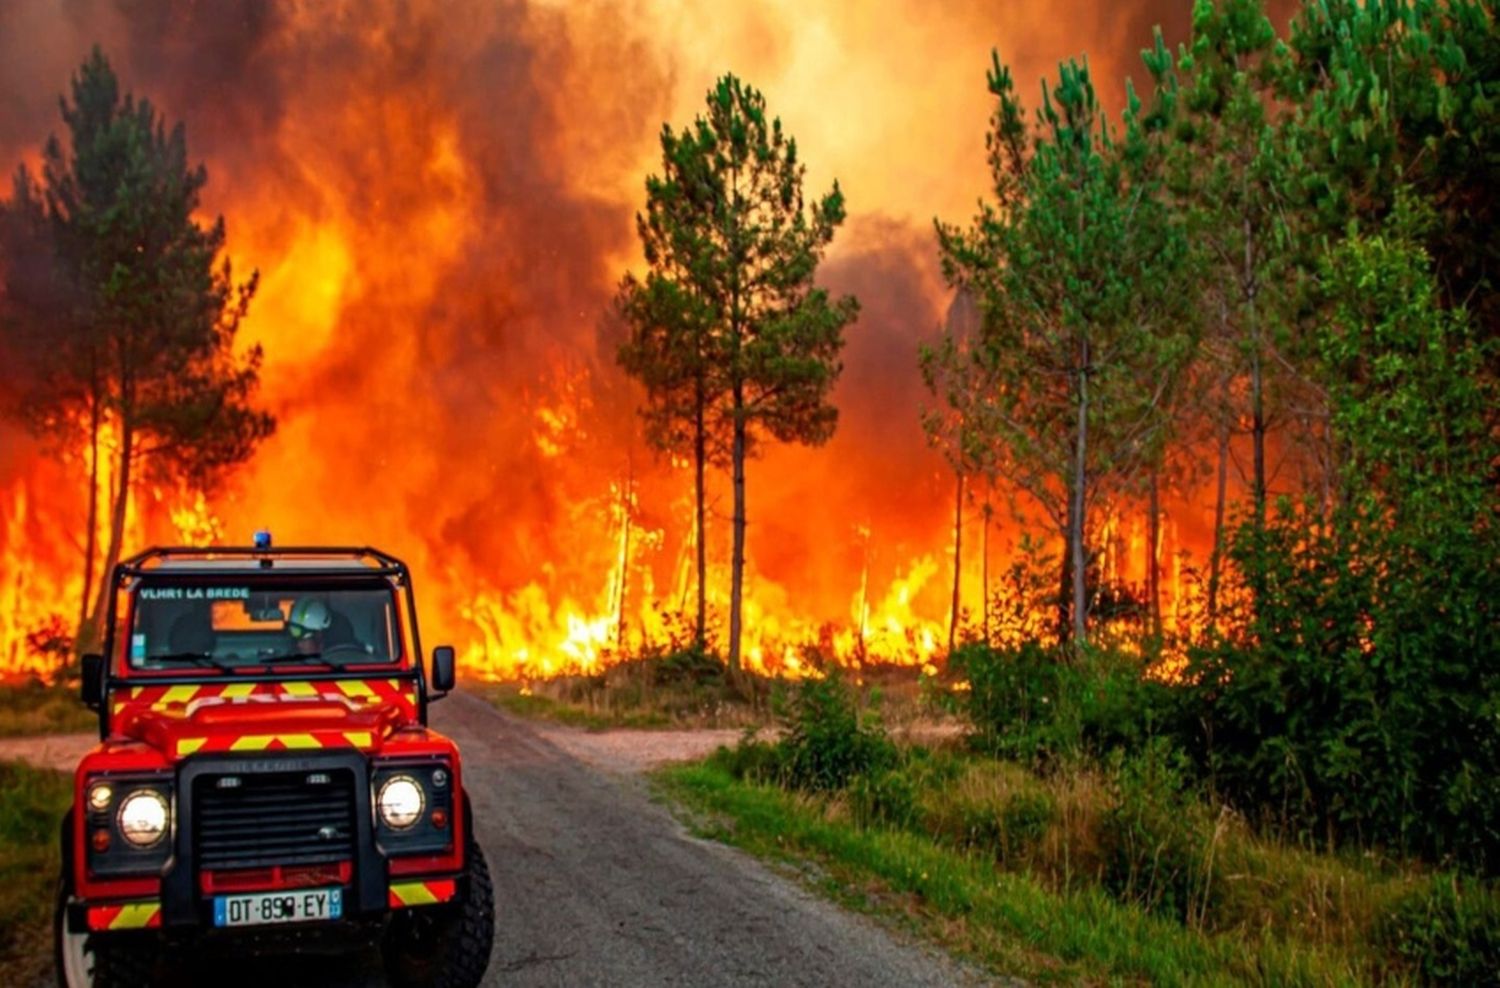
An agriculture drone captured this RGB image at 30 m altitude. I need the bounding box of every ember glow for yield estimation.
[0,0,1219,682]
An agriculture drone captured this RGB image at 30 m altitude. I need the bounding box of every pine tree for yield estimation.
[939,53,1193,645]
[617,126,722,650]
[620,75,857,675]
[1,48,273,644]
[1170,0,1293,549]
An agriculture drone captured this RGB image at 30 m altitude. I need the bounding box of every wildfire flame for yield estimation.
[0,0,1224,684]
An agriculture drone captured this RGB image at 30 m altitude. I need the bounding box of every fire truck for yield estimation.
[55,539,494,987]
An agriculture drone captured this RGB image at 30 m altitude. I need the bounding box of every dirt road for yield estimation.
[31,692,987,987]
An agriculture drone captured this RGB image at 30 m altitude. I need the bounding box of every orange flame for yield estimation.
[0,0,1223,683]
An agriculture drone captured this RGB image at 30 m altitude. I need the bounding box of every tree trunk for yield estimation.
[77,386,101,651]
[693,382,707,650]
[948,470,964,655]
[1245,216,1266,534]
[1148,468,1161,639]
[89,417,132,638]
[1207,420,1229,622]
[727,385,747,678]
[981,496,991,646]
[615,467,632,652]
[1070,352,1089,646]
[1058,515,1073,643]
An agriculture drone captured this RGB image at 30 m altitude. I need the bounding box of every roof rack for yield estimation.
[117,545,411,579]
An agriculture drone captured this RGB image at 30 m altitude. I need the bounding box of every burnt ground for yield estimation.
[27,690,991,987]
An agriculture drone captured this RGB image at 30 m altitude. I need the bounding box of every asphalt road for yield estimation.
[88,690,985,987]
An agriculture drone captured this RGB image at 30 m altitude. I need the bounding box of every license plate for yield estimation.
[213,887,343,928]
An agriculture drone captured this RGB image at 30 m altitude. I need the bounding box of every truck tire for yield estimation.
[55,885,160,988]
[383,840,495,988]
[56,814,163,988]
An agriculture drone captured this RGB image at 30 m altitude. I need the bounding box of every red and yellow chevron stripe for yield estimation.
[86,901,162,931]
[173,729,379,758]
[111,678,419,722]
[388,879,457,909]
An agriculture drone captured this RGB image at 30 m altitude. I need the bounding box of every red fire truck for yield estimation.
[55,540,493,987]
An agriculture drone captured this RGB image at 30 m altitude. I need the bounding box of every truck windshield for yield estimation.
[128,578,403,670]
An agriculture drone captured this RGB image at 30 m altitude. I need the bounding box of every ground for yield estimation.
[5,690,993,987]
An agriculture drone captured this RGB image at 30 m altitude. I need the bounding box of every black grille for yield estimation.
[194,769,356,870]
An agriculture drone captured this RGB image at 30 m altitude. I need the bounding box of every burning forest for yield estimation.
[0,0,1218,682]
[0,0,1491,697]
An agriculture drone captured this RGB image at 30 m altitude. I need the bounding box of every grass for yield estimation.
[656,748,1433,986]
[478,655,959,734]
[481,683,680,730]
[0,760,71,987]
[0,680,97,738]
[473,649,773,730]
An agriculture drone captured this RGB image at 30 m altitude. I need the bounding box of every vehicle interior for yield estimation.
[128,581,402,668]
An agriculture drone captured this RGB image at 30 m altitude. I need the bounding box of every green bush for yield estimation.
[951,640,1067,761]
[848,767,919,830]
[1172,220,1500,872]
[952,640,1168,765]
[652,643,726,687]
[1381,875,1500,986]
[780,671,895,792]
[1100,741,1217,924]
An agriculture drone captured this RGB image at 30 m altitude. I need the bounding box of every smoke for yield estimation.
[0,0,1197,667]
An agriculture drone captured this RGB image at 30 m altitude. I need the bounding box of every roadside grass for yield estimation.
[481,683,680,730]
[0,679,96,738]
[478,656,956,733]
[0,760,70,987]
[657,750,1437,986]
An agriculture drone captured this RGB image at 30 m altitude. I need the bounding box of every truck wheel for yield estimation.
[383,841,495,988]
[54,882,160,988]
[54,873,93,988]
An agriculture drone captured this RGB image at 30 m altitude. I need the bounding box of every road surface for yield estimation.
[38,691,990,987]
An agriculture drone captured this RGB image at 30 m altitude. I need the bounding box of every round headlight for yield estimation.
[378,776,424,830]
[117,790,168,847]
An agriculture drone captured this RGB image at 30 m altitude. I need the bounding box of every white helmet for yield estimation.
[288,598,331,639]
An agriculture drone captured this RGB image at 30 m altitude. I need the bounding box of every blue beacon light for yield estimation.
[253,530,273,550]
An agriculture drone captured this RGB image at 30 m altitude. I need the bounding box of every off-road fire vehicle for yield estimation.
[55,539,494,988]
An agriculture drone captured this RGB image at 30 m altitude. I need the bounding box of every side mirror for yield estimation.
[81,653,104,710]
[430,645,456,697]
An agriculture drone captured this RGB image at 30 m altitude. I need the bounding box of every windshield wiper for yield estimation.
[154,652,236,673]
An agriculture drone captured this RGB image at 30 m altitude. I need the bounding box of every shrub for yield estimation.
[1100,740,1219,924]
[953,640,1169,765]
[951,640,1067,762]
[1381,875,1500,986]
[848,766,919,830]
[652,643,726,687]
[780,671,895,792]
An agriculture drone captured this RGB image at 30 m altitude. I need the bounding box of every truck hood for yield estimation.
[109,677,421,759]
